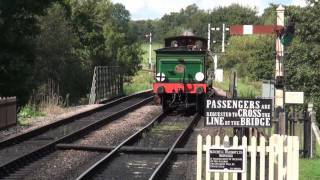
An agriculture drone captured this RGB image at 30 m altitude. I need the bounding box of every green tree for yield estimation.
[66,0,143,86]
[0,0,54,104]
[35,3,87,103]
[220,35,274,79]
[285,0,320,121]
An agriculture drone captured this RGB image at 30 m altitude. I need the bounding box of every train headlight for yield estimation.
[156,73,165,82]
[195,72,204,82]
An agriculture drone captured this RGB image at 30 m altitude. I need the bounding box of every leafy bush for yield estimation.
[18,105,45,125]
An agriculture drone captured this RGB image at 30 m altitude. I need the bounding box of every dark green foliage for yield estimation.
[285,1,320,122]
[0,0,54,104]
[0,0,143,105]
[35,3,88,103]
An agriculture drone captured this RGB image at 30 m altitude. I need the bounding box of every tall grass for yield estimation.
[18,79,69,125]
[213,73,261,98]
[124,70,154,95]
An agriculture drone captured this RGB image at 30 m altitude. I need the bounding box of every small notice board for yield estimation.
[207,146,246,173]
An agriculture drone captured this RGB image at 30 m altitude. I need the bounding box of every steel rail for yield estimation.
[0,95,153,178]
[56,144,199,154]
[148,113,200,180]
[0,90,152,148]
[75,112,168,180]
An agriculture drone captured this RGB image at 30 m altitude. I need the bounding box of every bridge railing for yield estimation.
[89,66,123,104]
[0,97,17,129]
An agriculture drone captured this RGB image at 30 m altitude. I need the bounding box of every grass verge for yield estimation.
[299,144,320,180]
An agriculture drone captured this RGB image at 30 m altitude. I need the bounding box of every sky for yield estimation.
[111,0,307,20]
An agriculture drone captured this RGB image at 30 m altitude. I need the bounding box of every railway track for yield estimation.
[0,90,153,178]
[73,112,201,180]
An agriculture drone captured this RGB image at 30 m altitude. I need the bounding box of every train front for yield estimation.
[153,35,208,112]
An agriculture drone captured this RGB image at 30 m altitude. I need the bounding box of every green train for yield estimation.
[153,33,213,112]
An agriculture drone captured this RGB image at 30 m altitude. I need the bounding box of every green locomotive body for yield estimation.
[153,35,211,112]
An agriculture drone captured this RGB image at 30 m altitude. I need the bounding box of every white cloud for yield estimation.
[111,0,270,20]
[291,0,307,6]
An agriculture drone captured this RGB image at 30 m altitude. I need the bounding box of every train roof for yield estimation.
[156,35,208,53]
[164,35,207,43]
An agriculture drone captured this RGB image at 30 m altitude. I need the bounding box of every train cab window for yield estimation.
[171,40,178,47]
[180,39,186,46]
[194,40,203,50]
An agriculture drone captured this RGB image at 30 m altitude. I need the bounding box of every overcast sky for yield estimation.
[111,0,307,20]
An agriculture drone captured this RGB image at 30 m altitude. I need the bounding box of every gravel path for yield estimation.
[0,104,102,141]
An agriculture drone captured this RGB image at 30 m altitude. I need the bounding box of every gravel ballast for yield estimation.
[74,104,162,146]
[0,104,102,141]
[5,105,161,180]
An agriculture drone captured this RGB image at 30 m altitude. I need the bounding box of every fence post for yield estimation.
[241,136,247,180]
[89,67,97,104]
[0,98,6,128]
[6,97,17,127]
[286,136,293,180]
[232,136,239,180]
[206,135,212,180]
[259,136,266,180]
[197,135,202,180]
[250,136,257,180]
[293,136,299,180]
[268,135,275,180]
[214,135,220,180]
[223,136,229,180]
[0,97,17,129]
[304,109,312,158]
[277,135,284,180]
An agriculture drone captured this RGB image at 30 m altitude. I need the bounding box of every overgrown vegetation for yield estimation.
[123,42,162,95]
[18,105,45,125]
[123,70,154,95]
[213,74,261,98]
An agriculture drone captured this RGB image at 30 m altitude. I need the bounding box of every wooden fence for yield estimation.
[0,97,17,129]
[89,66,123,104]
[197,134,299,180]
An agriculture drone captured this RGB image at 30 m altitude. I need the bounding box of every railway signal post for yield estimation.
[229,5,287,134]
[145,32,153,69]
[275,5,286,135]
